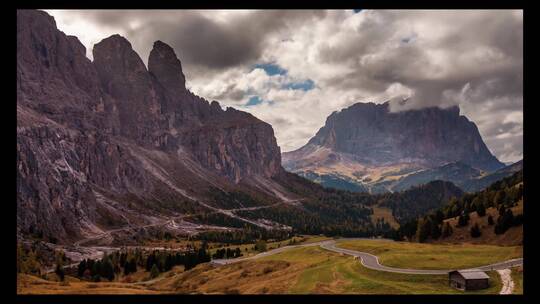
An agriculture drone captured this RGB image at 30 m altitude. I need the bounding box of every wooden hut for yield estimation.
[448,270,490,291]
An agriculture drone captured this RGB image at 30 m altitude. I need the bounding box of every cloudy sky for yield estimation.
[44,10,523,164]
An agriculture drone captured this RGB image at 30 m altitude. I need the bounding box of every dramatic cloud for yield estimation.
[45,9,523,163]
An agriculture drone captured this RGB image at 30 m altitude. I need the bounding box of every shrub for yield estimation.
[255,240,267,252]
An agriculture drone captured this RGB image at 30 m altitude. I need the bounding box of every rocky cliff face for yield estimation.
[283,101,504,193]
[17,10,283,243]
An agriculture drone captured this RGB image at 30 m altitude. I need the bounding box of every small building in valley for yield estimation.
[448,270,490,291]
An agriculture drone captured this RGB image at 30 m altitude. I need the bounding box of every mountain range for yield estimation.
[17,10,520,247]
[16,10,393,245]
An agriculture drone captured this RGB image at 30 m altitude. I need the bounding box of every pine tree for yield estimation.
[55,251,65,281]
[55,264,65,281]
[470,223,481,238]
[77,260,87,277]
[415,219,430,243]
[457,214,469,227]
[101,256,115,281]
[476,203,486,217]
[441,222,453,238]
[150,264,160,279]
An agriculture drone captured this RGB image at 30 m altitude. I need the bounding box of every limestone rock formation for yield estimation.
[17,10,284,243]
[283,102,504,193]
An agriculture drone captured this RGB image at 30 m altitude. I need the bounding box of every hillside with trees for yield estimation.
[394,170,523,245]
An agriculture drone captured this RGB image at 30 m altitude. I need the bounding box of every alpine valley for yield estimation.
[16,10,523,295]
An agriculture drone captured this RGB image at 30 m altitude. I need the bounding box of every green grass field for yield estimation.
[337,239,522,270]
[260,246,501,294]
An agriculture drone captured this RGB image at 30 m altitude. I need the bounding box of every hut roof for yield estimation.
[450,269,490,280]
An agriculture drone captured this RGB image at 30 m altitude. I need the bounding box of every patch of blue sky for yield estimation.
[282,79,315,91]
[246,96,263,106]
[253,63,288,76]
[246,96,274,107]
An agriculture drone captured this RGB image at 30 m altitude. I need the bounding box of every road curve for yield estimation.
[212,239,523,275]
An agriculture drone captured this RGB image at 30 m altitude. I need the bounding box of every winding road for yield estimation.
[212,238,523,275]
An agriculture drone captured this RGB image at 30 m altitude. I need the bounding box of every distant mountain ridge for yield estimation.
[283,101,507,193]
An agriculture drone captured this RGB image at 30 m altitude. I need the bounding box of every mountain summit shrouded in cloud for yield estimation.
[46,9,522,164]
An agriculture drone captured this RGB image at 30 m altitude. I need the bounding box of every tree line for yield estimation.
[75,245,211,282]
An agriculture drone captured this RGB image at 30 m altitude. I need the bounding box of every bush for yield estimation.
[255,240,267,252]
[262,266,273,274]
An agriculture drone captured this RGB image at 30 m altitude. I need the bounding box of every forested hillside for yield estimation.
[395,170,523,244]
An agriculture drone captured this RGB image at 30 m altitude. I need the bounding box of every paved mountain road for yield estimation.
[320,241,523,274]
[212,239,523,275]
[73,199,294,247]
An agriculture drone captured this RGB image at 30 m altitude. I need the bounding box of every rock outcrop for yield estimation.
[17,10,283,243]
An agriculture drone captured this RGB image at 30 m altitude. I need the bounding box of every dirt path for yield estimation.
[497,269,514,294]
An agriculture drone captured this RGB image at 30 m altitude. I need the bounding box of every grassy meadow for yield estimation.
[337,239,522,270]
[18,237,515,294]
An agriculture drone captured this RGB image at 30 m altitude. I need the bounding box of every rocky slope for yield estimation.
[283,102,505,193]
[17,10,286,244]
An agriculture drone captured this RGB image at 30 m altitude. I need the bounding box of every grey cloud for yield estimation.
[56,10,326,78]
[212,83,247,101]
[317,10,522,115]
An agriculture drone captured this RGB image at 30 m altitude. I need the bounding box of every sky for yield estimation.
[44,10,523,164]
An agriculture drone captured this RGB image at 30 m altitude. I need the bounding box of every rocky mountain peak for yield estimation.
[148,40,187,95]
[93,34,148,83]
[309,102,502,172]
